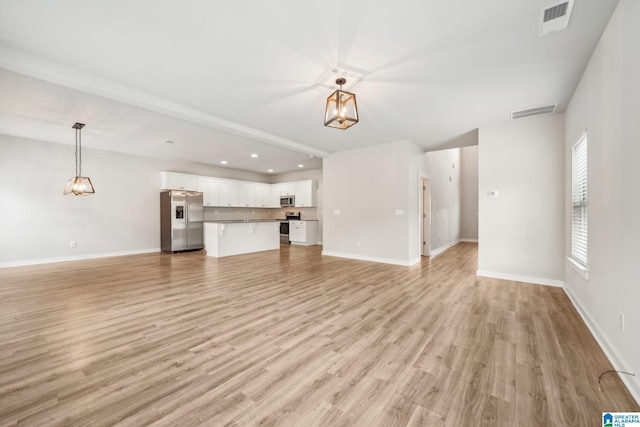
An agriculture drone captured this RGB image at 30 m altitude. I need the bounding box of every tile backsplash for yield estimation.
[203,207,317,221]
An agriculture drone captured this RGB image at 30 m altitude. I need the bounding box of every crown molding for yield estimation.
[0,46,330,158]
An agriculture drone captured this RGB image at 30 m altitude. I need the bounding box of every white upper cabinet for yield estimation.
[238,182,256,207]
[268,185,281,207]
[294,180,317,207]
[255,183,272,208]
[280,183,294,196]
[197,178,220,207]
[161,172,317,208]
[219,181,239,207]
[161,172,198,191]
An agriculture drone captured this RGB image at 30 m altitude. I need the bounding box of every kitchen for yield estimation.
[160,171,321,257]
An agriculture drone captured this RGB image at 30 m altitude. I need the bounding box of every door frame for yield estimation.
[420,177,431,256]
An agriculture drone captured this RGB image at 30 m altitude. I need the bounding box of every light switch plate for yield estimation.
[334,209,341,215]
[395,209,404,216]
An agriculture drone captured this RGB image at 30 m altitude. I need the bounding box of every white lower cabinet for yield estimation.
[288,221,318,246]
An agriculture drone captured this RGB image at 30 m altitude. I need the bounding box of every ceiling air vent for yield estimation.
[538,0,574,36]
[543,2,569,22]
[511,104,557,120]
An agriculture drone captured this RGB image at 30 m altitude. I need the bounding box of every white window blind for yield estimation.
[571,133,588,267]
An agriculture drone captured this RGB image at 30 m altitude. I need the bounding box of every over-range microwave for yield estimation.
[280,195,295,207]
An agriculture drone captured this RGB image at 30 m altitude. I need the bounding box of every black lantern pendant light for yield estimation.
[324,78,359,130]
[63,122,95,196]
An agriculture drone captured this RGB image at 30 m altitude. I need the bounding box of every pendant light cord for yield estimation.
[75,126,81,177]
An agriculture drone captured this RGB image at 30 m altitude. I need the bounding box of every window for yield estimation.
[571,132,588,269]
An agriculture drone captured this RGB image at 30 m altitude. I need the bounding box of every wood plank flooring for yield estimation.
[0,243,637,426]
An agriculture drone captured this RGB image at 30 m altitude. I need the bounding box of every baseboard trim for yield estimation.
[459,238,478,243]
[0,248,161,269]
[563,287,640,405]
[476,270,564,288]
[321,251,419,267]
[429,240,460,258]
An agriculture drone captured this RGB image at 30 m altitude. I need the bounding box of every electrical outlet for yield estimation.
[69,241,77,248]
[357,241,362,247]
[619,312,625,332]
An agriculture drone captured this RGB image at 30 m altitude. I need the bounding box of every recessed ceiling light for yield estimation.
[251,153,258,158]
[220,160,228,165]
[298,164,304,168]
[163,140,175,144]
[268,169,274,173]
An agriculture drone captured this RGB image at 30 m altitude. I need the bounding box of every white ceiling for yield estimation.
[0,0,618,173]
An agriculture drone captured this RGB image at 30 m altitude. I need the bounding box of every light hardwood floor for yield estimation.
[0,243,637,426]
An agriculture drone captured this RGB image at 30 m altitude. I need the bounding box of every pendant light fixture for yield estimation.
[324,78,359,130]
[63,122,95,196]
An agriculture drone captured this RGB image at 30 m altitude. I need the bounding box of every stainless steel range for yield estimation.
[280,211,301,244]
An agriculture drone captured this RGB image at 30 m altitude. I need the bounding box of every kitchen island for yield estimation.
[203,220,280,258]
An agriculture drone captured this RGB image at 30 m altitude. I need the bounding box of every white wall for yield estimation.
[323,140,423,266]
[478,114,565,285]
[0,134,269,266]
[423,148,461,252]
[563,0,640,401]
[460,145,478,241]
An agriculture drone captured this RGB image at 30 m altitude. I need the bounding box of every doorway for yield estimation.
[420,178,431,256]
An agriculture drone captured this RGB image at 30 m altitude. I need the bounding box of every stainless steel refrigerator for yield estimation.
[160,190,204,253]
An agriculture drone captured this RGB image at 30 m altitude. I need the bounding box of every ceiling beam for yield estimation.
[0,46,331,159]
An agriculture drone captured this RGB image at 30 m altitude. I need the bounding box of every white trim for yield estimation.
[407,256,421,266]
[321,251,420,267]
[429,240,460,258]
[476,270,564,287]
[563,287,640,404]
[0,248,161,269]
[0,47,329,159]
[459,238,478,243]
[566,256,589,280]
[419,176,431,257]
